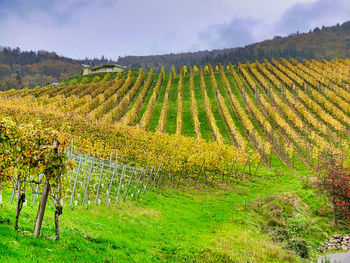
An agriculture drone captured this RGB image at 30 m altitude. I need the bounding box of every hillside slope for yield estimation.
[0,48,116,91]
[117,21,350,70]
[1,57,349,172]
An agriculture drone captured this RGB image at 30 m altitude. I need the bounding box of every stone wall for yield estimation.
[320,235,350,252]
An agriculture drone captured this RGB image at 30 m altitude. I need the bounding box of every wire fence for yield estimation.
[6,144,162,209]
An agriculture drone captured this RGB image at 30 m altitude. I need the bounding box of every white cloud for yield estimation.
[197,0,350,50]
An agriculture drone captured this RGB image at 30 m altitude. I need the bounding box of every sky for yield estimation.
[0,0,350,60]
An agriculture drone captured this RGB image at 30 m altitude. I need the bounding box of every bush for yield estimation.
[102,73,111,82]
[80,77,89,84]
[317,160,350,224]
[286,238,309,258]
[92,76,101,83]
[70,79,78,85]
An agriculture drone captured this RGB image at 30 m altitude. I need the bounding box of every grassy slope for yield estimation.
[180,74,195,137]
[165,75,179,134]
[217,72,250,144]
[203,73,232,144]
[193,73,212,141]
[1,165,335,263]
[123,72,151,115]
[148,74,169,132]
[135,74,159,124]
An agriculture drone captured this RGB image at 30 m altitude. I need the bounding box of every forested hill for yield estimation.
[0,48,115,91]
[3,21,350,90]
[117,21,350,71]
[116,48,237,72]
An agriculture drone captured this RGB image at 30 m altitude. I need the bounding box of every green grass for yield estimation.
[135,74,159,124]
[148,74,169,132]
[193,74,212,141]
[216,72,250,144]
[123,72,152,115]
[0,167,340,262]
[180,74,195,137]
[164,75,179,134]
[204,73,232,144]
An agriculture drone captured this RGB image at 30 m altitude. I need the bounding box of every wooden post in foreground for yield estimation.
[33,179,50,237]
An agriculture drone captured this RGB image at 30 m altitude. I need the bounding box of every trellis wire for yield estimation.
[5,141,162,209]
[60,143,161,208]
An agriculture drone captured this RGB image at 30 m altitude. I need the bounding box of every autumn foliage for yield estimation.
[317,159,350,223]
[0,117,70,236]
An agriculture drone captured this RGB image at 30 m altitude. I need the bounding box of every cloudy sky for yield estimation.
[0,0,349,59]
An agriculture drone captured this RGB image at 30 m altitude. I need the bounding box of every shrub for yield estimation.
[317,159,350,224]
[286,238,309,258]
[92,76,101,83]
[102,73,111,82]
[70,79,78,85]
[80,77,89,84]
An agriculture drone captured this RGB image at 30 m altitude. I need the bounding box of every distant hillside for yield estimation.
[117,21,350,71]
[0,48,116,91]
[116,48,237,72]
[252,21,350,59]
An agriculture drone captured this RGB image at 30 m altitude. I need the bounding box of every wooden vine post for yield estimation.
[33,138,69,238]
[33,179,50,236]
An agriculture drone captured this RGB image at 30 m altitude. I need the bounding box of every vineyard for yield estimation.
[0,57,350,262]
[1,58,349,174]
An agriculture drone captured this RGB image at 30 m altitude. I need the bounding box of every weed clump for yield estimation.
[251,193,312,258]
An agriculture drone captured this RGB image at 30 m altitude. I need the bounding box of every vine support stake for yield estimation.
[115,165,125,204]
[143,165,155,194]
[124,167,136,202]
[70,155,83,206]
[106,162,117,207]
[33,179,50,237]
[9,176,19,204]
[95,162,105,205]
[133,168,145,201]
[32,174,43,208]
[82,159,94,206]
[150,164,162,191]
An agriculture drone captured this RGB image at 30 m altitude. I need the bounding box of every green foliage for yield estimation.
[127,69,132,78]
[249,191,339,259]
[102,73,111,82]
[286,238,309,258]
[195,248,235,262]
[92,76,101,83]
[0,117,68,184]
[69,79,78,85]
[0,64,11,77]
[285,216,308,237]
[115,72,122,82]
[80,77,89,84]
[183,65,187,75]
